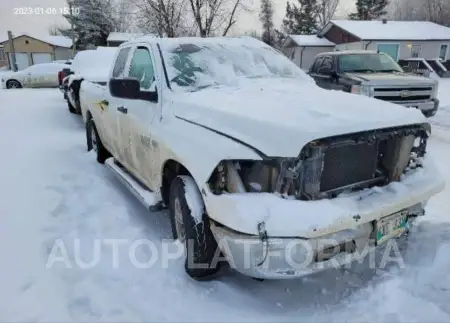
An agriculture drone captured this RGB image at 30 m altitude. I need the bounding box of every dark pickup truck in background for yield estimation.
[308,50,440,117]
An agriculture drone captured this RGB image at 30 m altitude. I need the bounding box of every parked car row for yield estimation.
[63,36,444,281]
[58,47,118,114]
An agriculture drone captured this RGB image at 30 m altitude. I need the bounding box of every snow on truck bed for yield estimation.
[0,86,449,322]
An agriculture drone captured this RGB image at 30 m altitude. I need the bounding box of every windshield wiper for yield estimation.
[189,83,219,92]
[379,69,402,73]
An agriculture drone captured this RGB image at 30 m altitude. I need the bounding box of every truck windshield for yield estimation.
[339,53,404,73]
[160,40,309,91]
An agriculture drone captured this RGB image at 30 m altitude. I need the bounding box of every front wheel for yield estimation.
[6,79,22,89]
[169,175,221,279]
[88,119,110,164]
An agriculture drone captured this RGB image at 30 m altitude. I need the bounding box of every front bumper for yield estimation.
[204,157,445,278]
[396,98,439,117]
[210,205,422,279]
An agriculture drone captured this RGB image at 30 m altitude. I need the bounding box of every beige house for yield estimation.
[0,34,73,70]
[0,44,6,68]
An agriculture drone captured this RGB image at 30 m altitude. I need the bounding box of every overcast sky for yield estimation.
[0,0,355,40]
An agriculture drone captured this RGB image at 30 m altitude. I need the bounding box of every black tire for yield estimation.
[75,97,82,115]
[68,100,77,114]
[169,176,221,279]
[85,117,93,152]
[6,79,22,89]
[88,119,110,164]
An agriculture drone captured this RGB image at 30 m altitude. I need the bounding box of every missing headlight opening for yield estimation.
[208,124,429,201]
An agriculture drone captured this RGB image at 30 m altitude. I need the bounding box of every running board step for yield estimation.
[105,158,164,212]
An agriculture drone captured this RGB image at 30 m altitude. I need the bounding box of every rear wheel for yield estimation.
[6,80,22,89]
[88,119,110,164]
[169,176,221,279]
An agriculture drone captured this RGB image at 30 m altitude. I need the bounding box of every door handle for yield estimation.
[117,106,128,114]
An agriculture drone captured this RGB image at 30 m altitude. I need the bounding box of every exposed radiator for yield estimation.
[320,142,379,192]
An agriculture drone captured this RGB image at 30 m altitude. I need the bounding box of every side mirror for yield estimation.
[109,77,158,102]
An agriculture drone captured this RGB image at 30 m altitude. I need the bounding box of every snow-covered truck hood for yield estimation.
[172,78,428,157]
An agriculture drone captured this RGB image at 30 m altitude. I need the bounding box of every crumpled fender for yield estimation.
[153,116,263,190]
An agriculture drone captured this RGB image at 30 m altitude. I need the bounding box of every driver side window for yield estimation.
[128,47,155,90]
[320,57,333,73]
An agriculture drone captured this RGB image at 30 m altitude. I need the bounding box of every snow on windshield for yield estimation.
[160,38,311,91]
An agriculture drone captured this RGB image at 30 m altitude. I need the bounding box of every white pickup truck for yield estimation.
[80,36,444,280]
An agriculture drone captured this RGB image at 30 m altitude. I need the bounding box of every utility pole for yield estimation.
[7,31,17,71]
[68,1,76,57]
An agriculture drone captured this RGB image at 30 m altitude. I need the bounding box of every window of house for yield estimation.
[127,47,155,90]
[377,44,400,61]
[0,48,5,61]
[410,44,421,58]
[439,44,448,61]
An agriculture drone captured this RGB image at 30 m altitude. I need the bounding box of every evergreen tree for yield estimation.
[59,0,116,50]
[259,0,275,46]
[348,0,389,20]
[282,0,319,35]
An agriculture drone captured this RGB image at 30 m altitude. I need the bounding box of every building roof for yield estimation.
[107,32,149,42]
[286,35,335,47]
[320,20,450,41]
[0,34,72,48]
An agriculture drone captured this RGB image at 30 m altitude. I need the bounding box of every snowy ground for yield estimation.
[0,82,450,322]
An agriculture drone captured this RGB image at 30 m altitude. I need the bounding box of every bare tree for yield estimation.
[132,0,191,37]
[187,0,250,37]
[389,0,450,26]
[48,24,65,35]
[316,0,339,28]
[114,0,134,32]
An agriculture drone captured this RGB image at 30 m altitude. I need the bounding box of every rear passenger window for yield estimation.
[112,47,131,78]
[128,47,155,90]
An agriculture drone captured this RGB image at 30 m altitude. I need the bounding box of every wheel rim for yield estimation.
[91,125,98,152]
[174,197,185,242]
[8,81,20,88]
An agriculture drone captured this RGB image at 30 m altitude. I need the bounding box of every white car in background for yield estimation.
[1,63,68,89]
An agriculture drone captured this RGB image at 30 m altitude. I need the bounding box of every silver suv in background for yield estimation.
[308,50,439,117]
